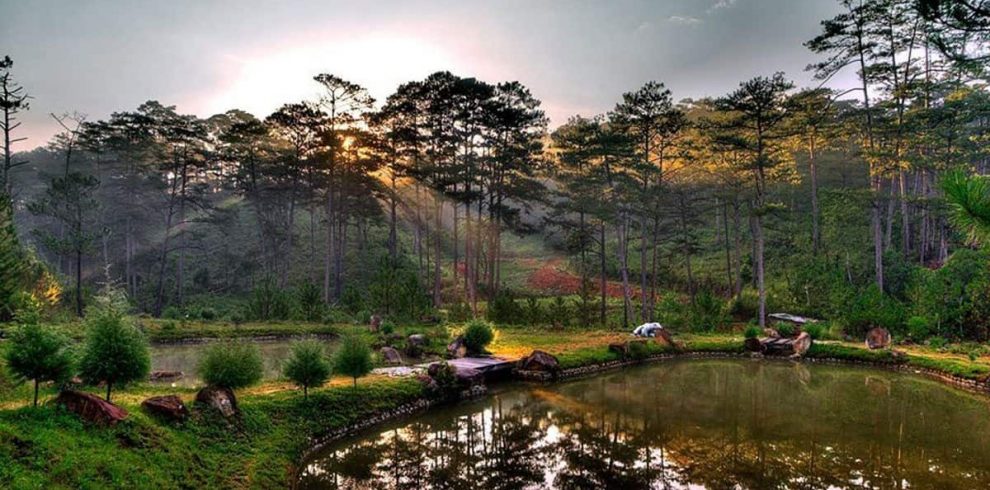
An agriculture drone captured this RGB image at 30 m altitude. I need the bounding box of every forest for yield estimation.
[2,0,990,341]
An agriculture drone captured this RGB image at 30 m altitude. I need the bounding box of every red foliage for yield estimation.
[527,262,637,298]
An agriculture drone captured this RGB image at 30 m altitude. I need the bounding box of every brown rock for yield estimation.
[149,371,184,382]
[654,328,678,348]
[141,395,189,422]
[195,386,239,418]
[865,327,891,350]
[764,328,780,338]
[380,346,403,365]
[608,342,629,357]
[447,336,467,358]
[454,367,484,387]
[744,337,765,353]
[54,390,128,426]
[792,332,813,356]
[518,350,560,372]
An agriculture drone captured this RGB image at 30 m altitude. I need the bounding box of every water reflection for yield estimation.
[299,359,990,489]
[150,339,336,387]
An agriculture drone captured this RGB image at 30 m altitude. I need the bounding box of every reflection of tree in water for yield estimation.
[300,360,990,489]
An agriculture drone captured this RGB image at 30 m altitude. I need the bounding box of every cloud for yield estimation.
[706,0,738,14]
[667,15,702,25]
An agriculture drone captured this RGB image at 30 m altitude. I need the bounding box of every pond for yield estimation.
[149,338,337,387]
[298,359,990,489]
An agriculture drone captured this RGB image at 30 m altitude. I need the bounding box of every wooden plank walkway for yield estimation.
[417,357,515,374]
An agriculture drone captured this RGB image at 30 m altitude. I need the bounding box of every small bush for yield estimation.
[322,308,352,325]
[427,361,460,401]
[928,336,948,350]
[296,281,324,322]
[775,322,796,338]
[463,319,495,354]
[548,296,571,328]
[282,340,331,399]
[906,316,931,341]
[340,285,366,314]
[743,325,761,339]
[803,322,824,340]
[380,320,395,335]
[198,307,218,321]
[524,297,544,325]
[161,306,183,320]
[79,297,151,402]
[447,302,472,322]
[248,278,291,321]
[628,340,650,360]
[334,334,373,387]
[353,309,372,326]
[229,311,245,326]
[486,289,523,324]
[4,322,74,406]
[198,342,264,390]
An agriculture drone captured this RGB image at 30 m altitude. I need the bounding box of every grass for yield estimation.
[0,377,424,489]
[4,318,990,488]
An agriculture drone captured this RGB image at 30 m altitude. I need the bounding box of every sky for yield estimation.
[1,0,854,150]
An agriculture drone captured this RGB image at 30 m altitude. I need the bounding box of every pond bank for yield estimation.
[3,334,990,489]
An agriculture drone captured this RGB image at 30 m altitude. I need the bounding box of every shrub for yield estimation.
[353,309,372,325]
[686,289,730,332]
[486,289,523,324]
[340,285,366,314]
[462,319,495,354]
[524,297,544,325]
[628,340,650,360]
[79,295,151,402]
[380,320,395,335]
[802,322,825,340]
[775,322,796,338]
[198,307,218,321]
[548,296,571,328]
[4,322,74,406]
[743,325,761,339]
[906,316,931,341]
[161,306,183,320]
[322,308,352,325]
[198,342,264,390]
[282,340,331,399]
[446,302,472,323]
[296,281,324,322]
[928,336,948,350]
[334,335,373,387]
[229,311,245,326]
[427,361,460,401]
[843,285,907,335]
[247,278,291,321]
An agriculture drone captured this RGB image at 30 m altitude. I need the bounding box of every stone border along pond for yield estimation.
[293,342,990,482]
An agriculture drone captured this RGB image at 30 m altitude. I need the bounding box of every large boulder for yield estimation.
[744,337,765,353]
[195,386,239,418]
[792,332,813,356]
[141,395,189,422]
[55,390,128,426]
[518,350,560,372]
[406,334,427,358]
[608,342,629,357]
[380,346,403,366]
[865,327,891,350]
[447,336,467,358]
[454,367,484,387]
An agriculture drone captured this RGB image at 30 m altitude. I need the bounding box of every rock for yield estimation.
[608,342,629,357]
[518,350,560,372]
[380,346,403,366]
[149,371,184,382]
[764,328,780,338]
[195,386,239,418]
[865,327,891,350]
[408,334,427,346]
[744,337,765,353]
[447,336,467,358]
[792,332,812,356]
[370,314,382,331]
[54,390,128,426]
[655,328,679,349]
[141,395,189,422]
[454,367,484,387]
